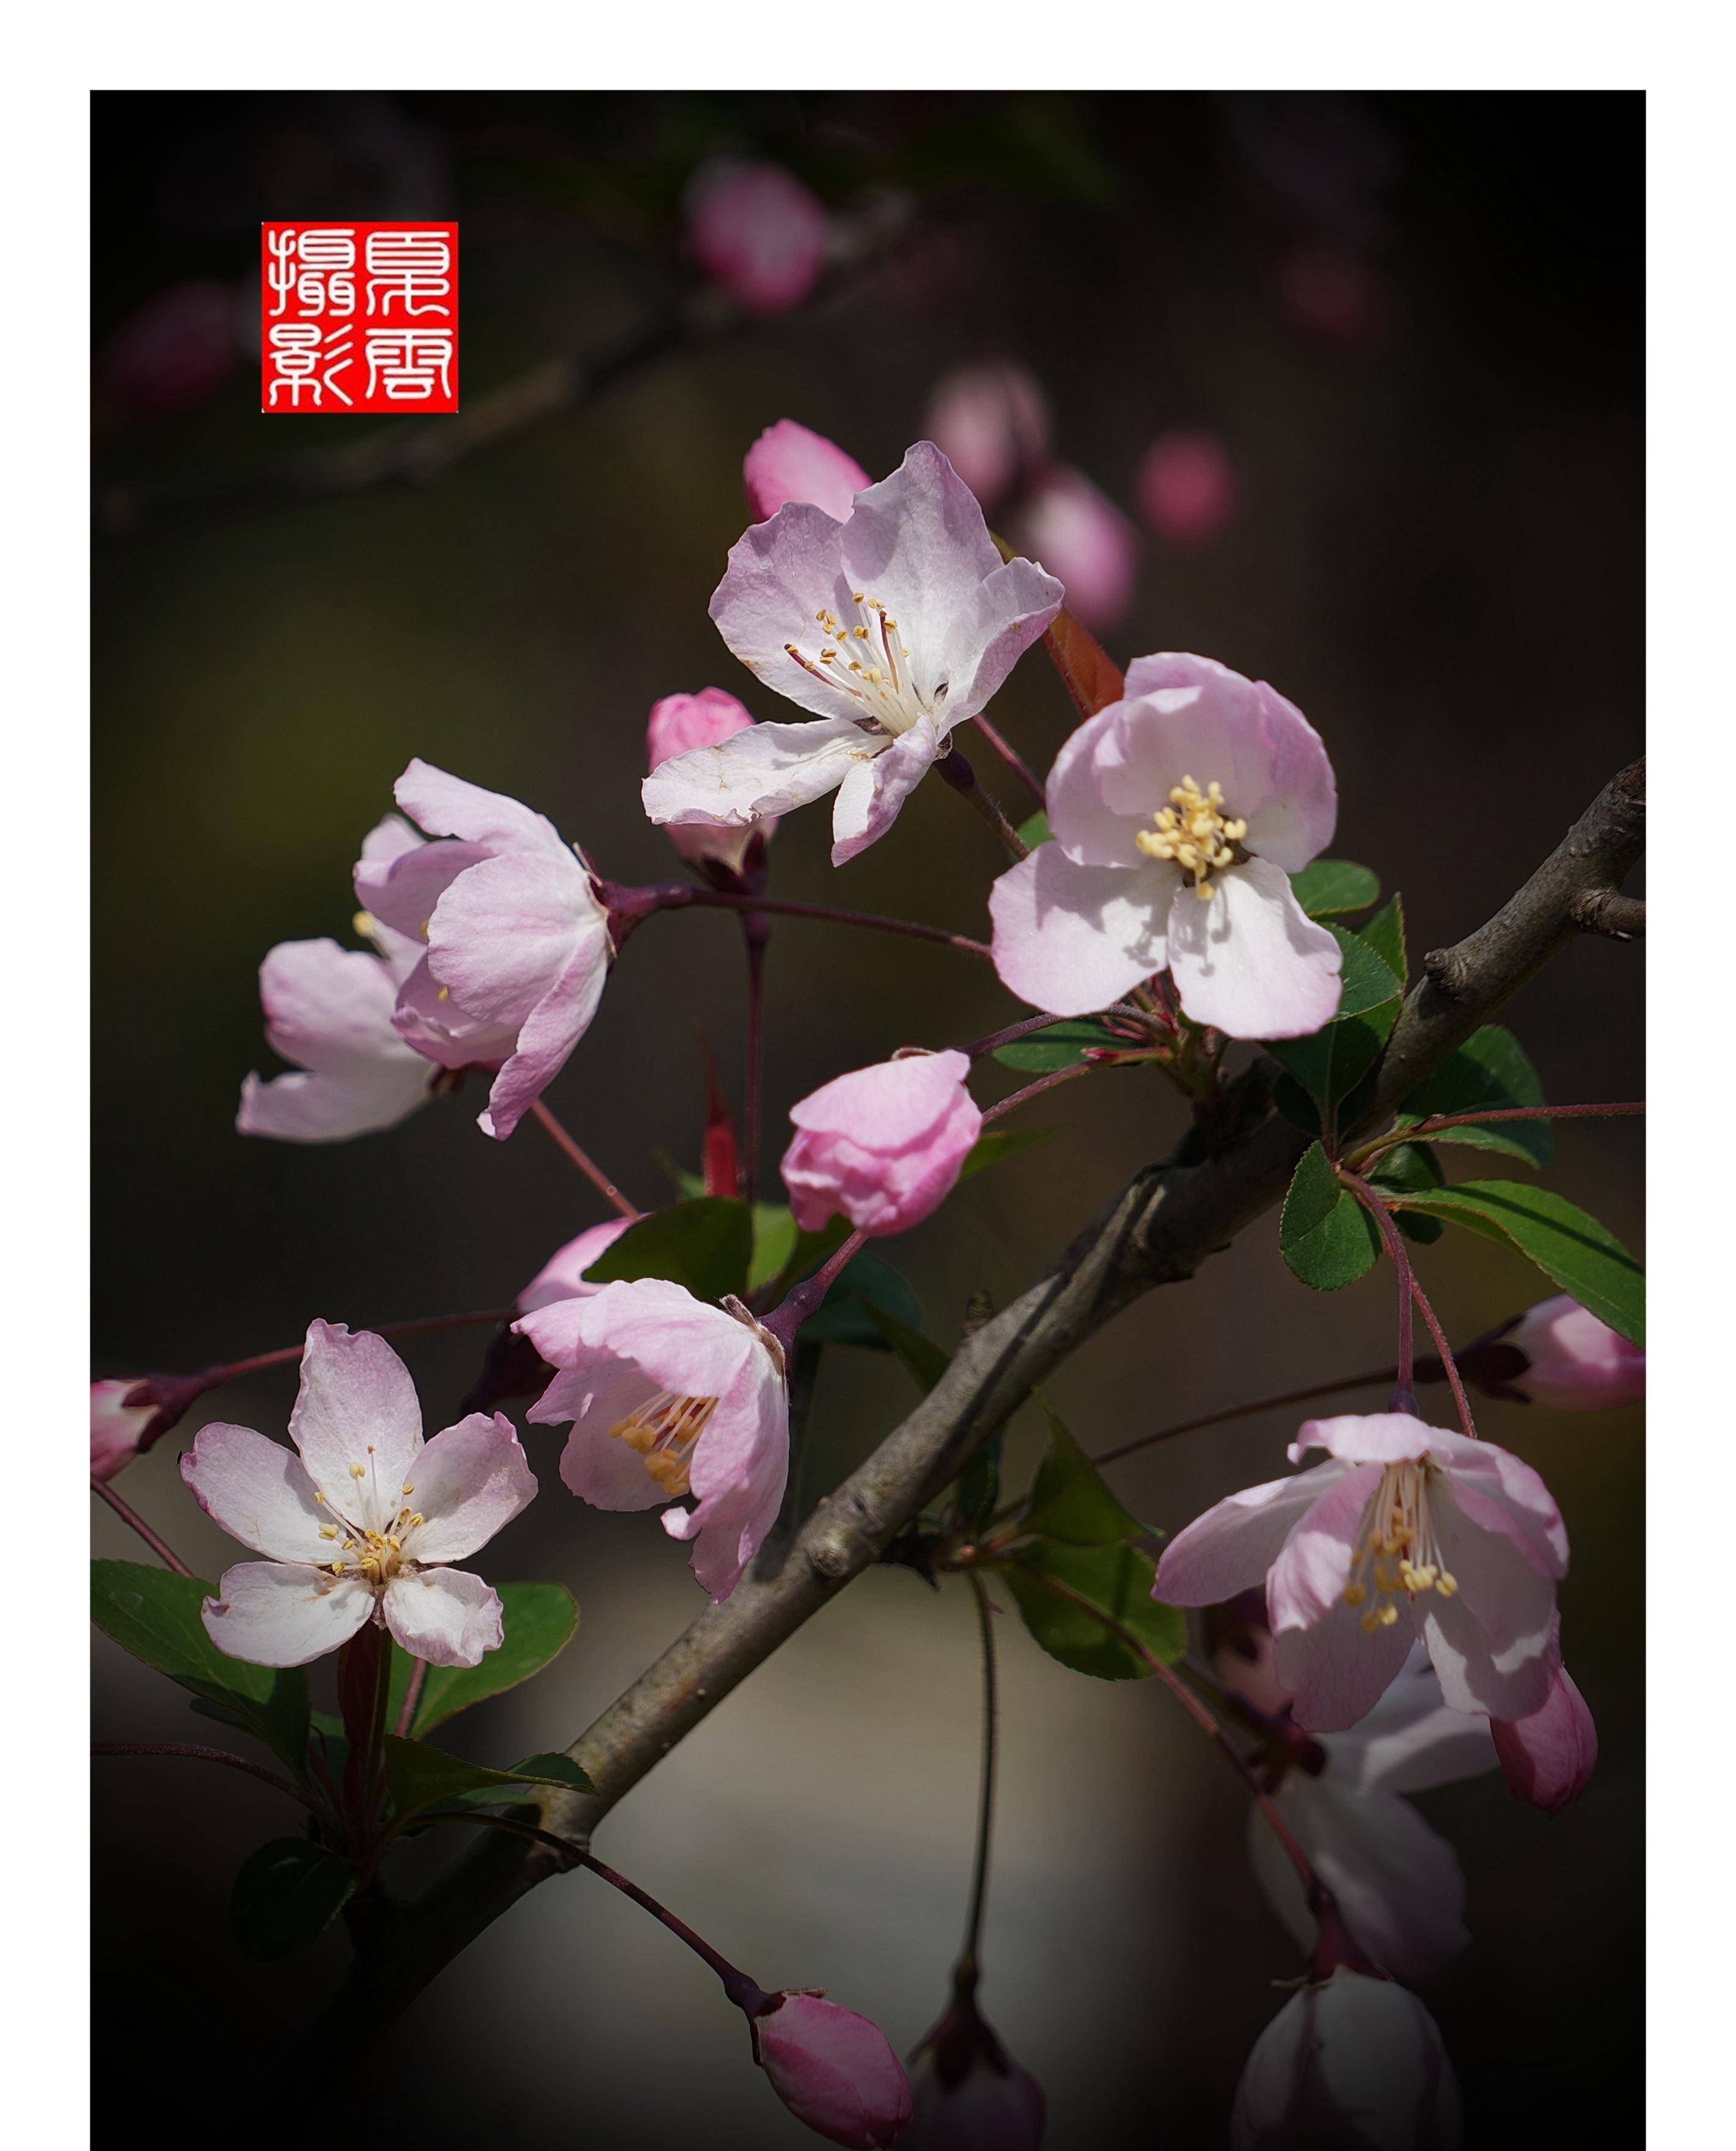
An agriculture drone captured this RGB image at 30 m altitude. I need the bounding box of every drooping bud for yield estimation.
[1490,1666,1597,1816]
[1136,429,1237,544]
[750,1990,912,2148]
[1231,1968,1461,2150]
[646,689,775,884]
[744,419,871,524]
[684,158,829,317]
[782,1050,982,1239]
[90,1380,155,1482]
[923,360,1050,514]
[1459,1294,1644,1411]
[904,1982,1045,2150]
[1004,466,1138,631]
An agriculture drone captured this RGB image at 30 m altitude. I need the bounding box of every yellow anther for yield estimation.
[315,1490,325,1504]
[852,590,865,603]
[403,1484,414,1495]
[1360,1610,1379,1632]
[1135,772,1248,897]
[353,911,378,938]
[1436,1572,1458,1597]
[331,1560,345,1574]
[1377,1605,1400,1627]
[852,625,869,639]
[319,1525,339,1541]
[437,985,450,1003]
[386,1535,401,1552]
[349,1463,367,1479]
[1343,1583,1366,1608]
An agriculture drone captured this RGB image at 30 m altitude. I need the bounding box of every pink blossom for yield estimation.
[517,1278,788,1602]
[92,1380,154,1482]
[744,420,871,524]
[644,443,1062,867]
[904,1987,1046,2150]
[240,816,439,1142]
[181,1321,535,1669]
[751,1991,912,2149]
[98,278,243,422]
[1248,1649,1496,1980]
[648,689,777,878]
[355,763,613,1141]
[782,1050,982,1239]
[989,653,1342,1038]
[1490,1665,1597,1816]
[923,360,1050,513]
[685,158,829,317]
[516,1218,636,1314]
[1485,1294,1645,1410]
[1156,1411,1567,1732]
[1231,1969,1460,2150]
[1005,465,1138,631]
[1136,430,1237,544]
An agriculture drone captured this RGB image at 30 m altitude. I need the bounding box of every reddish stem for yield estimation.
[1349,1099,1644,1167]
[1407,1276,1479,1442]
[979,1062,1096,1125]
[620,880,992,961]
[1335,1168,1419,1408]
[209,1305,519,1387]
[1091,1366,1401,1470]
[92,1740,314,1809]
[529,1100,640,1219]
[969,711,1047,805]
[760,1228,869,1358]
[91,1477,194,1575]
[394,1659,429,1740]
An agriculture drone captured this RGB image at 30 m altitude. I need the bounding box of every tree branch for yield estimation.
[310,757,1644,2039]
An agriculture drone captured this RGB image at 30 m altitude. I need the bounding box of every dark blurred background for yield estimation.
[92,90,1644,2149]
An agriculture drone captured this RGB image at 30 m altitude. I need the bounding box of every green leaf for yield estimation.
[1280,1141,1382,1290]
[1265,921,1405,1115]
[958,1126,1060,1181]
[1369,1141,1445,1245]
[230,1839,355,1960]
[1385,1180,1644,1345]
[800,1250,923,1347]
[1288,859,1382,919]
[91,1562,309,1773]
[584,1197,752,1303]
[1358,894,1408,989]
[386,1582,579,1737]
[1325,925,1404,1020]
[1016,810,1052,848]
[998,1542,1185,1680]
[1024,1405,1146,1545]
[1393,1026,1554,1168]
[860,1302,953,1394]
[747,1204,800,1295]
[993,1019,1120,1072]
[383,1735,594,1822]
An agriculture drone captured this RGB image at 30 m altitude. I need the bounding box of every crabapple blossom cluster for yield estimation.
[94,409,1644,2151]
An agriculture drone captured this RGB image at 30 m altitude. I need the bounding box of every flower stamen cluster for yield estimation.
[786,593,926,735]
[609,1389,720,1496]
[1343,1462,1459,1631]
[1135,774,1248,899]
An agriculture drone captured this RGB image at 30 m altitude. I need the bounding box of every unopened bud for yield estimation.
[750,1990,912,2148]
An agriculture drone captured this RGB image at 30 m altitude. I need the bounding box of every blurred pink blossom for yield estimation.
[1490,1665,1597,1816]
[648,689,777,879]
[1006,465,1138,631]
[98,278,243,422]
[751,1991,912,2149]
[1137,430,1238,544]
[923,360,1050,513]
[744,419,871,524]
[1485,1294,1646,1410]
[685,158,829,317]
[782,1049,982,1239]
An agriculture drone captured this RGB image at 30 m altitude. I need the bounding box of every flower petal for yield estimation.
[288,1321,423,1528]
[237,1058,433,1144]
[708,504,870,726]
[643,712,877,829]
[839,441,1009,691]
[1166,856,1343,1040]
[517,1218,635,1313]
[202,1562,372,1668]
[427,849,602,1030]
[354,832,489,947]
[744,419,870,524]
[251,939,405,1079]
[989,844,1174,1017]
[401,1412,537,1562]
[932,553,1063,723]
[180,1424,337,1563]
[1155,1462,1349,1606]
[476,937,611,1141]
[1289,1411,1435,1468]
[830,717,944,865]
[1328,1652,1498,1794]
[394,758,569,859]
[382,1566,504,1668]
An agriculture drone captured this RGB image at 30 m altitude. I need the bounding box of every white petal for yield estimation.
[180,1424,338,1564]
[288,1322,423,1529]
[642,714,877,827]
[1166,856,1343,1039]
[989,845,1174,1017]
[201,1563,372,1668]
[401,1413,538,1562]
[382,1566,504,1668]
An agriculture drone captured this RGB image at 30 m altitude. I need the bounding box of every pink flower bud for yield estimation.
[923,361,1050,513]
[782,1050,983,1240]
[647,689,777,879]
[516,1218,636,1314]
[685,158,829,317]
[1136,430,1237,544]
[1481,1294,1646,1410]
[751,1991,912,2148]
[1006,465,1138,631]
[1232,1969,1460,2150]
[98,278,243,422]
[1490,1667,1597,1816]
[91,1379,155,1482]
[906,1987,1046,2150]
[744,419,871,524]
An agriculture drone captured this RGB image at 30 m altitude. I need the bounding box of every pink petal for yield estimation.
[1506,1294,1645,1409]
[180,1423,337,1564]
[237,1060,434,1145]
[989,844,1174,1017]
[389,953,516,1072]
[382,1566,504,1668]
[288,1321,423,1526]
[354,831,488,946]
[1289,1411,1434,1468]
[830,717,944,865]
[202,1561,372,1668]
[646,687,756,769]
[1420,1577,1558,1724]
[743,419,870,523]
[516,1218,635,1313]
[427,849,603,1030]
[1490,1666,1597,1814]
[476,938,611,1141]
[643,712,873,829]
[1166,856,1343,1039]
[401,1412,537,1562]
[394,758,569,859]
[708,503,870,727]
[253,939,405,1078]
[752,1993,912,2149]
[1156,1464,1349,1607]
[90,1380,153,1482]
[924,360,1049,513]
[684,159,828,317]
[559,1410,672,1513]
[1137,430,1237,544]
[1005,464,1138,632]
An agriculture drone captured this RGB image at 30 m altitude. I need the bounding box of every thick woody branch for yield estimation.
[315,758,1644,2039]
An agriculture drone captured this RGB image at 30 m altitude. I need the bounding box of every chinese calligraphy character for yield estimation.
[364,328,454,401]
[265,322,356,408]
[263,224,458,413]
[364,230,453,318]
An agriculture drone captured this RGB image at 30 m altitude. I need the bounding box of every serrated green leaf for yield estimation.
[383,1735,594,1822]
[385,1582,579,1737]
[1289,859,1382,919]
[584,1197,752,1303]
[860,1302,953,1393]
[1393,1027,1554,1168]
[1386,1180,1644,1345]
[1017,810,1052,848]
[1325,925,1403,1020]
[1358,894,1408,989]
[958,1126,1060,1181]
[998,1542,1184,1680]
[747,1204,800,1294]
[1024,1405,1146,1545]
[92,1562,309,1773]
[230,1839,355,1960]
[1265,922,1405,1114]
[992,1019,1120,1073]
[1280,1141,1382,1290]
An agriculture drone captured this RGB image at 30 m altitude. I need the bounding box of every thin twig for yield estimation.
[636,881,993,961]
[394,1661,429,1740]
[1347,1099,1644,1168]
[958,1573,1000,1977]
[91,1478,194,1575]
[529,1101,640,1219]
[1090,1366,1400,1470]
[92,1740,315,1809]
[970,713,1047,806]
[936,748,1031,860]
[979,1063,1096,1125]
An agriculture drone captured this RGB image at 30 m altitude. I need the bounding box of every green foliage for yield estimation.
[1016,810,1052,848]
[230,1839,355,1960]
[1358,894,1408,987]
[90,1562,309,1773]
[584,1197,752,1303]
[860,1302,953,1393]
[1368,1141,1446,1245]
[1394,1026,1555,1168]
[800,1250,924,1347]
[1265,918,1404,1114]
[747,1204,800,1294]
[1385,1179,1644,1345]
[958,1126,1060,1179]
[999,1542,1185,1680]
[1023,1407,1146,1545]
[1288,859,1382,919]
[1280,1142,1382,1289]
[386,1583,580,1738]
[382,1735,593,1822]
[993,1019,1121,1072]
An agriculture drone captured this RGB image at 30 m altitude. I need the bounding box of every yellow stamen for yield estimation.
[1135,774,1249,900]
